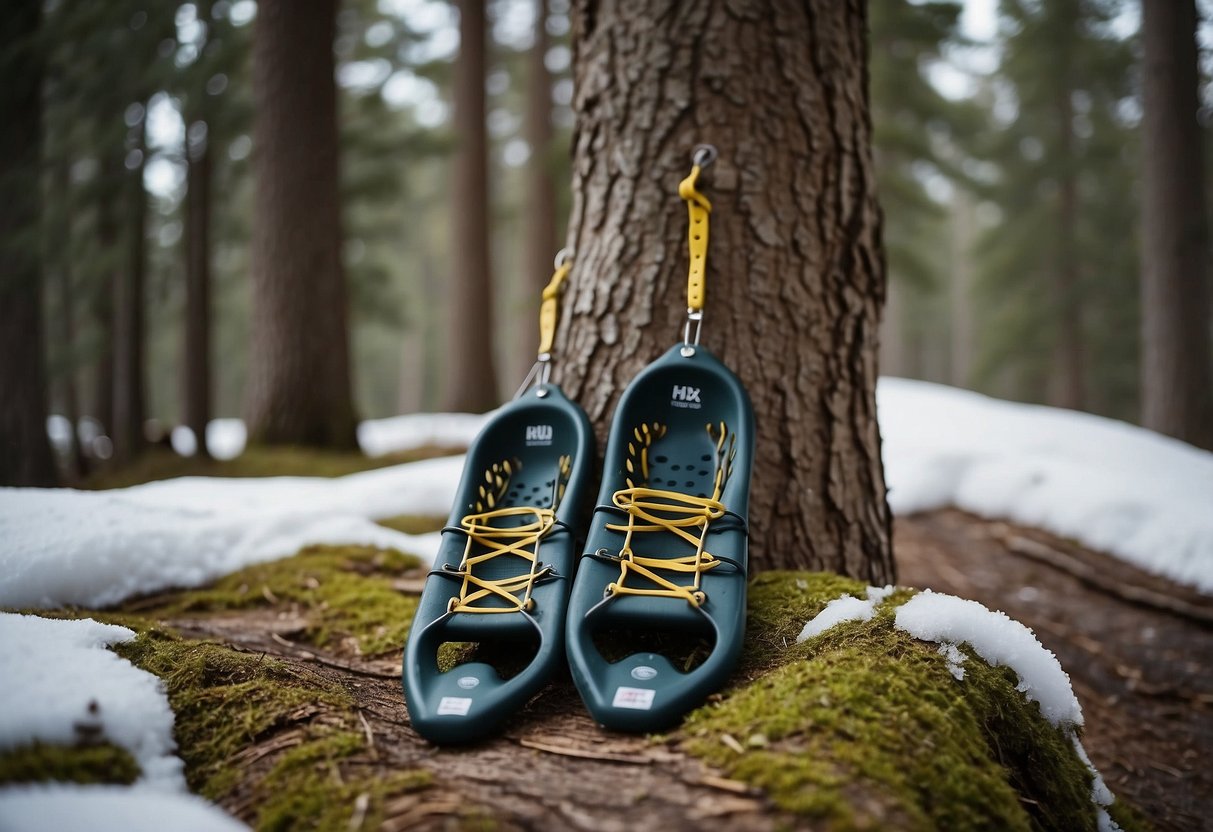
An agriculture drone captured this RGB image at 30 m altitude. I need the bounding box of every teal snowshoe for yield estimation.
[566,147,755,731]
[403,254,594,744]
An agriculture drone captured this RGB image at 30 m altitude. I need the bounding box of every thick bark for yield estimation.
[518,0,558,372]
[0,0,57,487]
[246,0,358,448]
[185,139,212,458]
[1140,0,1213,449]
[443,0,499,412]
[560,0,893,581]
[112,116,149,464]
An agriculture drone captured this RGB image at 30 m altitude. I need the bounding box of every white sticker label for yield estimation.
[612,686,656,710]
[437,696,473,716]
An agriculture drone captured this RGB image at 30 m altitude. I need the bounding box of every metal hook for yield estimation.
[681,308,703,356]
[692,144,717,169]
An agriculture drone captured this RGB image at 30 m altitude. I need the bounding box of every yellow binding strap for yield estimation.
[678,164,712,312]
[537,258,571,357]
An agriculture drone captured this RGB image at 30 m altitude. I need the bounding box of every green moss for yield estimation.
[376,513,447,535]
[740,570,871,673]
[1107,797,1150,832]
[679,571,1121,832]
[130,545,423,656]
[115,626,430,830]
[256,729,431,832]
[86,445,464,490]
[115,627,353,797]
[0,741,140,786]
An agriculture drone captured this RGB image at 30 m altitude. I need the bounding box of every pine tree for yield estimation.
[1139,0,1213,449]
[0,0,58,487]
[443,0,499,412]
[245,0,359,448]
[869,0,972,381]
[972,0,1137,416]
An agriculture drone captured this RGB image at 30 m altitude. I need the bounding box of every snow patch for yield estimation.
[0,614,182,787]
[0,456,461,609]
[937,643,967,680]
[0,614,249,829]
[893,589,1082,727]
[880,378,1213,593]
[0,784,248,832]
[167,412,488,460]
[357,412,490,457]
[796,585,895,642]
[797,587,1122,827]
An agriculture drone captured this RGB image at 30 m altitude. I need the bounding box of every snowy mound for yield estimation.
[357,411,491,457]
[0,456,463,609]
[796,586,1116,830]
[0,614,248,830]
[0,615,181,788]
[166,412,491,460]
[880,378,1213,593]
[0,786,248,832]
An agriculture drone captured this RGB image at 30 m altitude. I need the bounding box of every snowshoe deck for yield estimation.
[566,343,754,731]
[403,385,594,743]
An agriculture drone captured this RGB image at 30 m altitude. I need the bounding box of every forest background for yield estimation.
[13,0,1212,478]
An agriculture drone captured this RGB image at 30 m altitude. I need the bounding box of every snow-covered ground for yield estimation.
[0,456,461,609]
[0,614,247,831]
[798,588,1119,831]
[880,379,1213,593]
[163,412,491,460]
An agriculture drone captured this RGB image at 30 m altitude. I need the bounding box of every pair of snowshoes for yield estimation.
[403,148,754,743]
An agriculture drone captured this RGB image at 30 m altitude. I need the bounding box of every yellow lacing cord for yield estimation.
[537,259,571,357]
[604,488,725,607]
[448,506,556,614]
[678,163,711,312]
[604,422,733,608]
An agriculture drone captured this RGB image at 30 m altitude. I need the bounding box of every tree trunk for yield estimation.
[1140,0,1213,450]
[112,115,149,464]
[0,0,57,487]
[54,161,87,481]
[246,0,358,449]
[559,0,893,582]
[1049,69,1085,411]
[949,190,975,389]
[518,0,557,373]
[93,156,118,447]
[185,137,213,458]
[443,0,499,412]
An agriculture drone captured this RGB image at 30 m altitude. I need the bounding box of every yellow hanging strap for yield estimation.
[448,506,557,614]
[678,162,712,312]
[537,259,571,357]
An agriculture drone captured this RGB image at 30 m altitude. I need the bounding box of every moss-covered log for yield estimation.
[1,536,1145,830]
